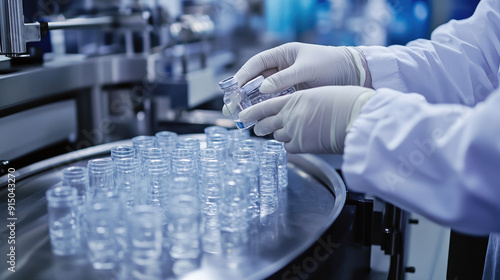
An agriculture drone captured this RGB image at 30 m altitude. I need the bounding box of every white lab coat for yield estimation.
[341,0,500,278]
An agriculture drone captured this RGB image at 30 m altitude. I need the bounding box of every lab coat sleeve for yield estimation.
[358,0,500,106]
[342,87,500,235]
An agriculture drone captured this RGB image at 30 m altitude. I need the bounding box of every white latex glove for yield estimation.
[222,42,371,116]
[239,86,375,154]
[236,42,370,92]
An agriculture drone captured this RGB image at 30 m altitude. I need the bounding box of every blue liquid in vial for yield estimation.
[235,121,245,129]
[235,119,256,130]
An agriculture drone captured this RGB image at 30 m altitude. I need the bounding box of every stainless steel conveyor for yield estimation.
[0,134,346,280]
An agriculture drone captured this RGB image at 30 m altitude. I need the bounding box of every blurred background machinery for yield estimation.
[0,0,484,279]
[0,0,480,167]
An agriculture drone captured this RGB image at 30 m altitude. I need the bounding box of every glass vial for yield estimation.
[46,186,81,256]
[219,76,256,130]
[198,158,222,254]
[237,139,262,156]
[110,145,136,161]
[259,151,279,216]
[171,148,197,179]
[86,197,119,270]
[62,166,88,205]
[231,150,260,228]
[87,158,114,197]
[155,131,178,155]
[199,147,222,162]
[204,126,228,137]
[125,205,163,280]
[114,157,140,213]
[219,168,250,266]
[132,136,156,163]
[177,138,201,156]
[228,128,250,156]
[145,159,169,215]
[242,75,295,105]
[206,133,230,164]
[263,140,288,189]
[166,194,201,276]
[61,166,88,248]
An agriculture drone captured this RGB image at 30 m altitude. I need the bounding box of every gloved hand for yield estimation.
[222,42,371,116]
[235,42,371,93]
[239,86,375,154]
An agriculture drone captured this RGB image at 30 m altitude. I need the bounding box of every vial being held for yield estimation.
[220,76,256,130]
[242,75,295,105]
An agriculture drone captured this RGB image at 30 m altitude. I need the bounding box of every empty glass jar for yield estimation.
[46,186,81,256]
[220,76,256,130]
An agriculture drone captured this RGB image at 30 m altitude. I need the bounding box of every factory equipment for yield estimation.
[0,0,416,279]
[0,134,412,279]
[0,0,238,167]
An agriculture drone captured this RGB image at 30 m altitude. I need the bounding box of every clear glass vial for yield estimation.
[259,151,279,216]
[110,145,135,161]
[166,194,201,260]
[263,140,288,189]
[155,131,178,155]
[219,76,256,130]
[228,128,250,155]
[198,159,222,217]
[85,197,119,270]
[199,148,222,162]
[87,158,114,197]
[219,167,250,264]
[127,205,163,261]
[206,133,230,164]
[242,75,295,105]
[132,136,156,163]
[114,157,140,213]
[124,205,163,280]
[177,137,201,161]
[62,166,88,204]
[46,186,81,256]
[171,148,197,179]
[238,139,262,157]
[145,159,169,214]
[231,151,260,221]
[61,166,88,247]
[204,126,228,137]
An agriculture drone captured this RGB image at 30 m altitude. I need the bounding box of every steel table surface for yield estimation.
[0,134,346,280]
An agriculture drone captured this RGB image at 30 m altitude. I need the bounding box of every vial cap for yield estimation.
[219,76,238,89]
[242,75,264,93]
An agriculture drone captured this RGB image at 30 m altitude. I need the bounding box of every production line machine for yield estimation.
[0,0,413,279]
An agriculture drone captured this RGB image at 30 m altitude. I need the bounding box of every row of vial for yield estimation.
[45,127,288,279]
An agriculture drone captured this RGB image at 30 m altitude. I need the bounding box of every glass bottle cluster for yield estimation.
[46,127,288,279]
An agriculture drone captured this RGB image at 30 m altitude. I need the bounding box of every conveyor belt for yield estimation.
[0,134,346,280]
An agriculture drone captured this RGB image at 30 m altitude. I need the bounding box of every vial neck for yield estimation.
[223,84,239,92]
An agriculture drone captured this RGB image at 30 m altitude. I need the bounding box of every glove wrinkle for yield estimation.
[239,94,292,123]
[235,42,365,95]
[317,109,327,153]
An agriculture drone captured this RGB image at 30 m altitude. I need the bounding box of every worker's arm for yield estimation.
[360,0,500,106]
[342,87,500,235]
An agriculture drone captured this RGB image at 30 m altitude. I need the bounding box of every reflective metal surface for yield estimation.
[0,0,40,57]
[47,14,149,31]
[0,54,147,111]
[0,135,346,280]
